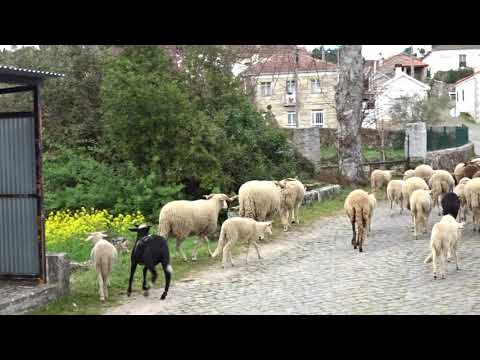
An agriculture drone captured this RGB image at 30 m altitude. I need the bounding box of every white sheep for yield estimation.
[277,178,306,232]
[402,176,430,212]
[344,189,371,252]
[464,178,480,231]
[453,163,465,183]
[409,189,433,239]
[211,217,273,268]
[88,232,118,302]
[238,180,285,222]
[158,193,237,262]
[387,179,405,215]
[403,169,416,181]
[424,215,465,279]
[370,169,392,194]
[454,177,471,222]
[414,164,434,183]
[367,193,377,234]
[428,170,455,215]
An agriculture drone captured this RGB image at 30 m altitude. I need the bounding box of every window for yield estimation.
[463,89,465,101]
[449,92,456,101]
[286,80,296,94]
[459,54,467,68]
[457,91,459,102]
[311,110,324,127]
[311,79,321,93]
[287,111,297,127]
[260,82,272,96]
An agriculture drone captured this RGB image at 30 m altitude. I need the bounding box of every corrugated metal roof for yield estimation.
[0,65,64,78]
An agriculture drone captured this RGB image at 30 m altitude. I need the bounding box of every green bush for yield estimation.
[434,68,474,84]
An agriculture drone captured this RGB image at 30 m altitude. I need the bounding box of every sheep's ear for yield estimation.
[204,194,214,200]
[228,195,239,202]
[129,227,139,233]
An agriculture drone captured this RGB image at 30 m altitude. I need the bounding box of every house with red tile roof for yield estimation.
[423,45,480,77]
[241,47,339,128]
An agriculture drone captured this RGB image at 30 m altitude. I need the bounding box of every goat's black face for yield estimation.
[129,225,151,239]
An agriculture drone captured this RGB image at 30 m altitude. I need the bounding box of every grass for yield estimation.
[28,187,360,315]
[320,147,405,163]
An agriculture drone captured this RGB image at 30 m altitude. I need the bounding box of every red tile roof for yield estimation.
[379,53,428,69]
[243,48,337,76]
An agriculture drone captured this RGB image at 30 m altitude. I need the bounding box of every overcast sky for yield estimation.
[1,45,432,60]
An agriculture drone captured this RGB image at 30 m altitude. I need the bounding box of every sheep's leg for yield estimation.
[245,241,250,264]
[432,251,438,279]
[127,262,137,297]
[295,204,301,224]
[103,275,109,300]
[440,254,447,279]
[175,238,188,262]
[253,240,262,260]
[291,207,296,224]
[390,199,393,216]
[222,244,231,268]
[351,221,357,249]
[228,247,235,267]
[160,262,172,300]
[413,215,418,239]
[191,236,205,262]
[97,273,105,301]
[453,246,460,271]
[142,267,150,291]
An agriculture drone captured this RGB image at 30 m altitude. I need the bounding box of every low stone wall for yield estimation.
[287,127,321,170]
[319,128,404,149]
[227,184,342,218]
[424,142,475,170]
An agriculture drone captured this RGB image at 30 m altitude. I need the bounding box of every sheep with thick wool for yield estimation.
[424,215,465,280]
[454,177,470,222]
[344,189,371,253]
[367,193,377,234]
[463,163,480,178]
[238,180,283,222]
[403,169,415,181]
[88,232,118,302]
[414,164,434,183]
[402,176,429,211]
[387,179,405,215]
[410,189,433,239]
[277,178,306,232]
[428,170,455,215]
[158,193,237,262]
[464,178,480,231]
[454,163,465,183]
[211,217,273,268]
[370,169,392,194]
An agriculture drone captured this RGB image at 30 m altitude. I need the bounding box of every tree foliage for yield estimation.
[434,67,474,84]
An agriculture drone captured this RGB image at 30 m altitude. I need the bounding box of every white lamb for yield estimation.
[367,193,377,234]
[278,178,306,232]
[211,217,273,268]
[424,215,465,279]
[402,176,429,212]
[158,193,237,262]
[403,169,415,181]
[88,232,118,302]
[414,164,434,184]
[370,169,392,194]
[454,177,470,222]
[410,189,433,239]
[387,179,405,215]
[464,178,480,231]
[428,170,455,215]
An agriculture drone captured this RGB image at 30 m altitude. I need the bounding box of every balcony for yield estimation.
[284,92,296,107]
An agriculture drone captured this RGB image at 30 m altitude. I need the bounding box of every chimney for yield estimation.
[395,64,403,77]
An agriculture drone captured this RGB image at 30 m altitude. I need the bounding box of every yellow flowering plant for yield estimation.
[46,208,145,262]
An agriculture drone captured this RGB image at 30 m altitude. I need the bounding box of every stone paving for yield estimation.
[106,201,480,315]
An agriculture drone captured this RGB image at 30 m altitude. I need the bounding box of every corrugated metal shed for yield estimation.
[0,65,63,283]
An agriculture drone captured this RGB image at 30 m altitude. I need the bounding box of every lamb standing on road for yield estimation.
[424,215,465,280]
[88,231,118,302]
[454,177,470,222]
[158,193,237,262]
[238,180,284,222]
[211,217,273,268]
[367,193,377,234]
[414,164,434,184]
[454,163,465,183]
[429,170,455,215]
[387,179,405,215]
[410,189,433,239]
[278,178,306,232]
[370,169,392,195]
[464,178,480,231]
[441,192,461,220]
[402,176,430,211]
[344,189,371,253]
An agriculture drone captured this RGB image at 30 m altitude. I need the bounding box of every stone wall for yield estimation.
[424,142,475,170]
[318,128,404,148]
[287,127,321,170]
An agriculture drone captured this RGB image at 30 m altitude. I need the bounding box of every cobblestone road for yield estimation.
[107,201,480,315]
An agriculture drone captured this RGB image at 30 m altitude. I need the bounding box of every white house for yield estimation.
[365,65,430,127]
[453,71,480,122]
[423,45,480,76]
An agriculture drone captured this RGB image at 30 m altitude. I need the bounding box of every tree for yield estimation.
[312,46,338,64]
[335,45,367,185]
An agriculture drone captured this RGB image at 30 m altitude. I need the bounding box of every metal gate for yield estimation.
[0,112,41,277]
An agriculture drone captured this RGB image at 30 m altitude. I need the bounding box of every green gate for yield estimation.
[427,125,469,151]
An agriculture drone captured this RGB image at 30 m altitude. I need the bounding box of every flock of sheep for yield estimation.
[348,157,480,280]
[87,178,307,301]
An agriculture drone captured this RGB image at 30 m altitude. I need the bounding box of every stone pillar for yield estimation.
[405,122,427,161]
[46,253,71,297]
[289,127,321,171]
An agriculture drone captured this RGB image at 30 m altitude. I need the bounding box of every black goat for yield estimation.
[441,192,461,220]
[127,224,172,300]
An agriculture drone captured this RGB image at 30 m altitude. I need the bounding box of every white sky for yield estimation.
[1,45,432,60]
